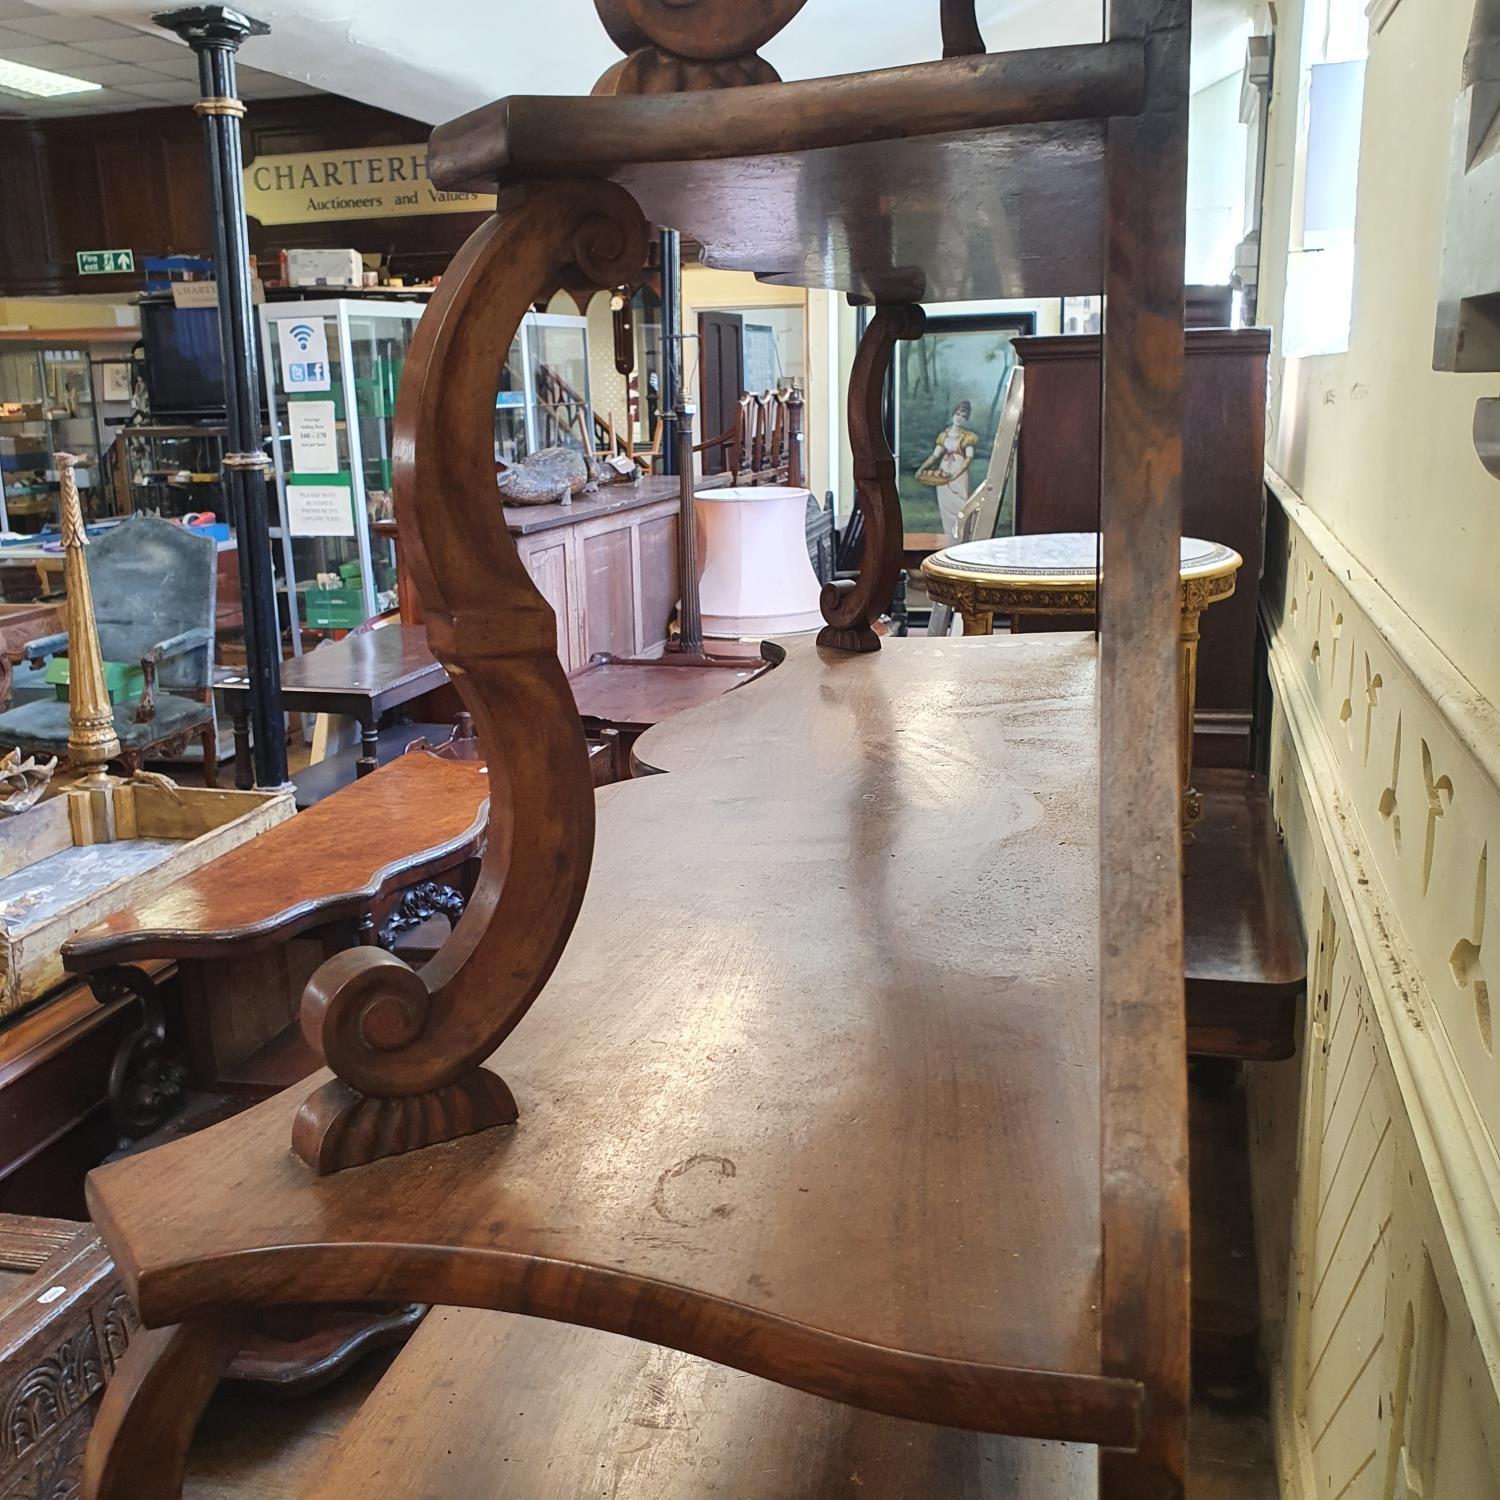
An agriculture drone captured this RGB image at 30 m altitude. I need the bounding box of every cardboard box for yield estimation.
[284,248,364,288]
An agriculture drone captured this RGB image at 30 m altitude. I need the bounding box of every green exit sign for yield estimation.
[76,249,134,276]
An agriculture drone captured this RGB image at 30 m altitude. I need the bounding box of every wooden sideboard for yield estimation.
[1012,326,1271,766]
[385,475,694,672]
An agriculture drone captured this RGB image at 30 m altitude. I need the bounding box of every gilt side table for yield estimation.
[922,532,1241,830]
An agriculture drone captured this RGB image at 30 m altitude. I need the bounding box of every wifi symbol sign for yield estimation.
[288,323,316,351]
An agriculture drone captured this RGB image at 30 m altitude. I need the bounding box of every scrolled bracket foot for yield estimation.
[292,1068,519,1175]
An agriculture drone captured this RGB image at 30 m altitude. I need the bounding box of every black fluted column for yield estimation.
[658,227,681,477]
[156,5,287,787]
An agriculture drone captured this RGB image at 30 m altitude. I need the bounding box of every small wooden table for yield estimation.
[216,624,448,788]
[922,532,1241,829]
[63,751,490,1108]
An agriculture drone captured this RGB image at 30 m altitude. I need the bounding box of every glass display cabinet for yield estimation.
[0,340,108,533]
[493,311,593,466]
[118,424,230,520]
[258,299,423,645]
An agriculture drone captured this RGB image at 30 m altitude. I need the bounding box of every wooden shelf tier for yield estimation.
[306,1306,1098,1497]
[430,43,1145,303]
[86,634,1135,1447]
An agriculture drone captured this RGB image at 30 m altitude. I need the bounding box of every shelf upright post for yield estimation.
[155,4,288,788]
[658,228,681,477]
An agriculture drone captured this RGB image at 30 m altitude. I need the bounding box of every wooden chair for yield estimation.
[80,3,1193,1496]
[695,386,804,487]
[0,515,218,782]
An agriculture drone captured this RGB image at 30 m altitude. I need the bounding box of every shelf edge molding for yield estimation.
[291,181,650,1174]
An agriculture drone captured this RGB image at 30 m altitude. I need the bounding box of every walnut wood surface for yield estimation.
[85,1319,244,1500]
[1183,768,1304,1060]
[307,1307,1098,1497]
[569,652,771,736]
[270,626,438,698]
[61,754,488,967]
[818,306,924,651]
[289,181,648,1172]
[429,47,1144,303]
[1095,2,1192,1494]
[87,635,1143,1445]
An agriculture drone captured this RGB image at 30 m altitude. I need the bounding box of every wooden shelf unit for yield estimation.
[80,5,1195,1496]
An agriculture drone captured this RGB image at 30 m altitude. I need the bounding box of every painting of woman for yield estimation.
[894,312,1033,544]
[915,400,980,539]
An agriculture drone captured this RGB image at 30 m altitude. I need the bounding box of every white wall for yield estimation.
[1186,70,1251,285]
[1250,2,1500,1496]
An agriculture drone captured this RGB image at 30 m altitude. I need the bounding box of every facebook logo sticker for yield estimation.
[276,319,332,393]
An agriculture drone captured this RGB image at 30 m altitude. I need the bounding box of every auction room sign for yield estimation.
[244,146,495,226]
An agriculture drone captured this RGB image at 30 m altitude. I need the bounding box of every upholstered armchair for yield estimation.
[0,515,220,783]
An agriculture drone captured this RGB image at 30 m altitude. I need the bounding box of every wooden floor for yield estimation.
[181,1350,1279,1499]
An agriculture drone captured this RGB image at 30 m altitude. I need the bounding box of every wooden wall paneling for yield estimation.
[637,513,679,654]
[1251,478,1500,1499]
[582,522,637,658]
[517,536,576,671]
[0,97,488,297]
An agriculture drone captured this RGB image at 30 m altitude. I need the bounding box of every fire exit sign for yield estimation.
[76,249,134,275]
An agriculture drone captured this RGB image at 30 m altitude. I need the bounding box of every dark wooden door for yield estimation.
[697,311,744,473]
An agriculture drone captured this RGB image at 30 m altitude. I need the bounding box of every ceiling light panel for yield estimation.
[0,55,103,98]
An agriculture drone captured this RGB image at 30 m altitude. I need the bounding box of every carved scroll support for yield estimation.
[292,181,650,1174]
[592,0,809,95]
[817,304,926,654]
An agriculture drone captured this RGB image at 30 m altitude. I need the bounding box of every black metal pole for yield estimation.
[658,228,681,477]
[675,398,703,655]
[156,5,287,788]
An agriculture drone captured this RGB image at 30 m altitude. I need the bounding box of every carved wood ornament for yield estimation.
[592,0,809,95]
[292,181,650,1173]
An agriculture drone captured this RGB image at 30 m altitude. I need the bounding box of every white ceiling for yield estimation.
[0,0,318,116]
[1,0,1257,125]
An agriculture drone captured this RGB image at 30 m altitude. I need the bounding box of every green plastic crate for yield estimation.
[46,657,146,704]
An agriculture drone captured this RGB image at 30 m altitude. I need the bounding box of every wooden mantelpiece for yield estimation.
[82,3,1193,1494]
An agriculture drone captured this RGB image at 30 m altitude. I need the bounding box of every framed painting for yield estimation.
[891,311,1035,547]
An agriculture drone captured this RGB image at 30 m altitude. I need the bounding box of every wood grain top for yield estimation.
[1183,769,1305,1000]
[63,753,489,966]
[307,1307,1098,1498]
[570,654,769,735]
[217,626,444,702]
[428,46,1145,303]
[86,634,1131,1443]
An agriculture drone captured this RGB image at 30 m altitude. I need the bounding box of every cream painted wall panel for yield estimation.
[1251,488,1500,1500]
[1257,0,1500,704]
